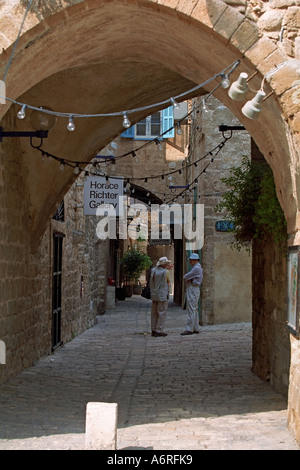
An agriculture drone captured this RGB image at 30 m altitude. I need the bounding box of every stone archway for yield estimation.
[0,0,299,245]
[0,0,300,443]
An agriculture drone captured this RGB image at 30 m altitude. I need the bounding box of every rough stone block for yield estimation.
[85,402,118,450]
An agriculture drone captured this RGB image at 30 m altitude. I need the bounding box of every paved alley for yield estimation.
[0,296,298,450]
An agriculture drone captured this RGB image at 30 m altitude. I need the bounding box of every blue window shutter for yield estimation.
[162,106,174,138]
[121,126,134,138]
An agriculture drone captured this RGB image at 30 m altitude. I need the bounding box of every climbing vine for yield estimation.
[215,157,287,252]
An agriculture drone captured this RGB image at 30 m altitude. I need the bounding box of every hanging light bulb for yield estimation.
[176,123,182,135]
[155,139,163,151]
[73,165,80,175]
[168,176,174,188]
[170,97,179,109]
[220,73,230,89]
[17,104,26,119]
[67,116,75,131]
[202,98,209,113]
[132,151,139,163]
[228,72,249,101]
[122,112,131,128]
[60,161,65,172]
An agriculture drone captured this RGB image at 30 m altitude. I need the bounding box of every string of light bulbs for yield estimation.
[29,72,230,176]
[32,128,230,186]
[164,139,227,205]
[1,59,241,131]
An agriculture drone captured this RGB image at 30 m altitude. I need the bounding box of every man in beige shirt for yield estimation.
[150,256,171,337]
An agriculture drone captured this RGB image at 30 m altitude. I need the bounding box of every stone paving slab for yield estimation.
[0,296,299,450]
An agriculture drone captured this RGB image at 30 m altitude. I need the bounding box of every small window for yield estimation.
[135,112,161,139]
[121,106,174,140]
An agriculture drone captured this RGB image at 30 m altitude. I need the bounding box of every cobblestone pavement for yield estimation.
[0,296,299,450]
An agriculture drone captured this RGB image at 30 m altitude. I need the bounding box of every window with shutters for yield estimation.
[121,106,174,140]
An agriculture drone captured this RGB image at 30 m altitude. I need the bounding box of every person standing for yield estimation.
[150,256,171,337]
[181,253,203,336]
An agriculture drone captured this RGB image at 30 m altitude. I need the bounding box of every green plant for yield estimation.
[215,156,287,251]
[120,248,152,284]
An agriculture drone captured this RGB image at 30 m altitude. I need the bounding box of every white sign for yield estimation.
[0,340,6,364]
[84,176,124,216]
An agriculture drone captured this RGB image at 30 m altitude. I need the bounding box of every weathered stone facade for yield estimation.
[190,95,252,325]
[0,133,107,383]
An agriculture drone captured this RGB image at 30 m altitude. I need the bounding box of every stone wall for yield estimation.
[0,113,51,383]
[252,235,290,397]
[190,96,252,325]
[0,127,107,384]
[55,179,108,340]
[288,335,300,441]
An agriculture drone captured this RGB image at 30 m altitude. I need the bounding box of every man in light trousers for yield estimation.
[181,253,203,336]
[150,256,171,337]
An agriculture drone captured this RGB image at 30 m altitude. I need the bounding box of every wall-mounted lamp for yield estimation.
[218,124,246,137]
[228,69,276,120]
[241,89,266,120]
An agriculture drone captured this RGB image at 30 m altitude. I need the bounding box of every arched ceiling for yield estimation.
[0,0,298,246]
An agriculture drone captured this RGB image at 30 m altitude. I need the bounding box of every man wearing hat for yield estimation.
[181,253,203,335]
[149,256,171,337]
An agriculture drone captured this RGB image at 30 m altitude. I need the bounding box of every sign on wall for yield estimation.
[84,176,124,216]
[287,246,300,338]
[215,220,236,232]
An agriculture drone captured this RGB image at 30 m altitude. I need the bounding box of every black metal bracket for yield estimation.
[218,125,246,139]
[218,125,245,132]
[0,127,48,142]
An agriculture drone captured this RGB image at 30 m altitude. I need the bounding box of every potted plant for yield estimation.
[120,248,152,297]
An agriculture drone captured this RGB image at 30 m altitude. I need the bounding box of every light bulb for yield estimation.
[220,73,230,89]
[202,98,209,113]
[170,97,179,109]
[123,112,131,128]
[132,151,139,163]
[155,139,163,151]
[176,123,182,135]
[73,166,80,175]
[67,116,75,131]
[17,105,26,119]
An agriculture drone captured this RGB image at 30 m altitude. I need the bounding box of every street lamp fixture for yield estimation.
[218,125,246,132]
[0,106,56,143]
[218,125,246,138]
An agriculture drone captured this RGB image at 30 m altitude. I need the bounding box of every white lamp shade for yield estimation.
[241,90,266,120]
[228,72,248,101]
